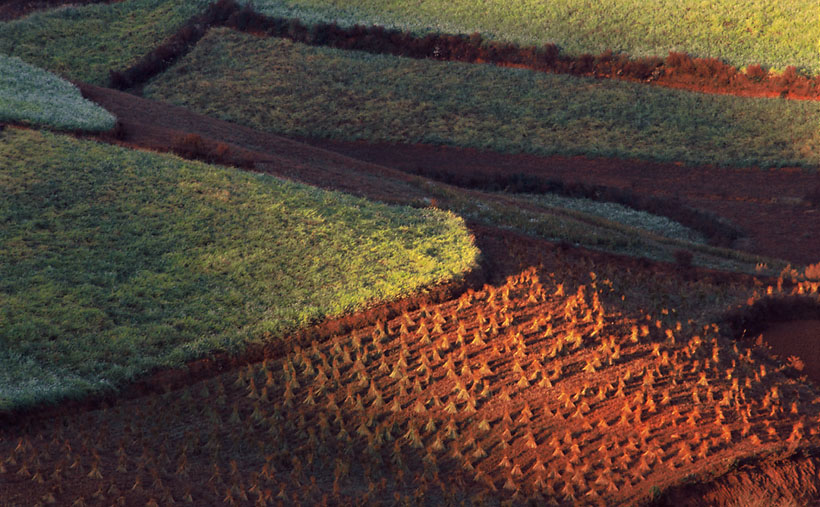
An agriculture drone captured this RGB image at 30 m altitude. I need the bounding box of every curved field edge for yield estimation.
[0,0,212,85]
[144,29,820,170]
[506,193,707,244]
[0,54,115,131]
[250,0,820,75]
[0,128,479,411]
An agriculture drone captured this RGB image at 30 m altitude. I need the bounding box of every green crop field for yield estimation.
[145,29,820,169]
[0,54,115,131]
[0,128,478,410]
[252,0,820,74]
[0,0,211,85]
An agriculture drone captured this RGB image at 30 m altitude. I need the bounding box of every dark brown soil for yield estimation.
[761,320,820,384]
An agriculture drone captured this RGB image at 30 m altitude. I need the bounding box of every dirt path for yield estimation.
[301,138,820,266]
[76,82,430,206]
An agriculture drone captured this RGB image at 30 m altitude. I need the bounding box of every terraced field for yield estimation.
[144,28,820,169]
[251,0,820,73]
[2,1,820,505]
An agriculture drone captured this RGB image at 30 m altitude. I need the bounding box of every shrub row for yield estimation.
[400,165,743,248]
[222,4,662,81]
[112,0,820,99]
[662,52,820,99]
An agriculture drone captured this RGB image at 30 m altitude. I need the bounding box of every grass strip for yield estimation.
[514,193,706,244]
[0,54,115,131]
[145,29,820,169]
[250,0,820,74]
[0,128,478,410]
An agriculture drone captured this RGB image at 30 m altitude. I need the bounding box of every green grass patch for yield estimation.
[252,0,820,74]
[145,29,820,169]
[0,0,211,85]
[0,54,115,131]
[0,128,478,410]
[421,182,781,275]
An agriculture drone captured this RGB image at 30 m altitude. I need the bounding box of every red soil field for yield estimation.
[2,261,819,505]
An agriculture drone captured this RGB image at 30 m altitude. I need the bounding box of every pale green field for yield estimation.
[0,54,115,131]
